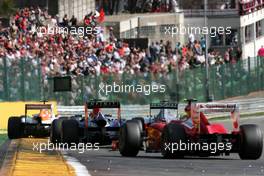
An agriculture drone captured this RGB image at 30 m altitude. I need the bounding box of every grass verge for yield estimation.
[0,133,7,146]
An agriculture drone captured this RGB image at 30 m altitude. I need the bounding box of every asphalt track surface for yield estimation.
[65,117,264,176]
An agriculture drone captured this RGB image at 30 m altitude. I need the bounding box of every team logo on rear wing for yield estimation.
[86,101,120,109]
[150,102,178,109]
[196,103,239,113]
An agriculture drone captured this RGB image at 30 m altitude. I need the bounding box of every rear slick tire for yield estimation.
[239,124,263,159]
[119,120,141,157]
[61,119,79,144]
[8,116,23,139]
[161,123,186,159]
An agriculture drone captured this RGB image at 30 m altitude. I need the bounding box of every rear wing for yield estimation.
[85,101,120,108]
[191,103,240,133]
[150,102,178,109]
[25,104,53,116]
[150,102,178,117]
[84,100,121,128]
[196,103,239,113]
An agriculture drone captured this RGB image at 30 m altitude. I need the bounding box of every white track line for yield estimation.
[61,151,91,176]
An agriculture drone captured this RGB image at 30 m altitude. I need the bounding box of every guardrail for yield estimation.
[183,9,239,17]
[57,97,264,119]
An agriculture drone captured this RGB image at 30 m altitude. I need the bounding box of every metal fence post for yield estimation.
[247,57,251,93]
[210,65,216,100]
[202,67,207,101]
[3,57,9,100]
[20,57,25,101]
[149,73,153,103]
[237,60,242,95]
[261,57,264,90]
[175,67,180,102]
[220,64,225,99]
[80,76,84,104]
[230,64,234,96]
[192,69,197,99]
[95,75,99,99]
[37,57,42,100]
[184,70,188,99]
[257,56,261,91]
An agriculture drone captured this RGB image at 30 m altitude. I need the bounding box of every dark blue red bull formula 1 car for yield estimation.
[50,100,125,145]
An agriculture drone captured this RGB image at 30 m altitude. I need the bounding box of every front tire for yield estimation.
[119,120,141,157]
[239,124,263,159]
[61,119,79,144]
[161,123,186,159]
[8,116,23,139]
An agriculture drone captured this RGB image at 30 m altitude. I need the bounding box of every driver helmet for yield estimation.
[91,107,101,118]
[93,107,100,114]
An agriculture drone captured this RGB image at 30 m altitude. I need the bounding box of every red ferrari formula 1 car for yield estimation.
[119,99,263,159]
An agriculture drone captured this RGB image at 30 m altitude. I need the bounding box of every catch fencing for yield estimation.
[0,57,264,105]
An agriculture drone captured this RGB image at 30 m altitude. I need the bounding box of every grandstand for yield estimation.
[0,0,264,104]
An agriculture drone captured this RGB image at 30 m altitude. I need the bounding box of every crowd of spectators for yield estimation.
[239,0,264,15]
[0,7,243,77]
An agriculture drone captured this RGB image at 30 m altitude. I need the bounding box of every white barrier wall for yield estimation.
[58,0,95,22]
